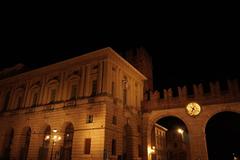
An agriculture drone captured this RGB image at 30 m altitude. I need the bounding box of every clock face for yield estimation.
[186,102,201,117]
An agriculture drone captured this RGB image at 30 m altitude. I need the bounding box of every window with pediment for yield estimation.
[47,80,59,104]
[67,75,80,100]
[70,84,77,99]
[1,91,11,112]
[91,80,97,96]
[13,88,25,110]
[61,123,74,160]
[29,85,40,107]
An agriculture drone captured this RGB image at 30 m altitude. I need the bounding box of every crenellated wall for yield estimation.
[143,79,240,112]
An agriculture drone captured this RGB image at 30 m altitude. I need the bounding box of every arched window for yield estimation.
[38,126,51,160]
[20,127,31,160]
[61,123,74,160]
[2,128,14,160]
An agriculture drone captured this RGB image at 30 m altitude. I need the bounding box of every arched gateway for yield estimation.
[142,80,240,160]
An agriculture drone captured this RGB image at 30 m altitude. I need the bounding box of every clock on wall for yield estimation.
[186,102,201,117]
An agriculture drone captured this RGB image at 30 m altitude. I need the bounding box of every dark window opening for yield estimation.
[84,138,91,154]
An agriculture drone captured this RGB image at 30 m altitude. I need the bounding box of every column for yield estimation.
[107,61,112,95]
[102,60,111,95]
[189,126,209,160]
[22,80,30,107]
[79,65,85,97]
[83,64,90,97]
[97,61,103,95]
[115,67,120,99]
[39,76,46,105]
[57,72,65,101]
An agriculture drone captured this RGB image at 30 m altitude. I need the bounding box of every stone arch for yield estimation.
[61,121,75,133]
[147,112,191,138]
[147,111,191,160]
[205,111,240,160]
[61,122,74,160]
[1,127,14,159]
[203,106,240,130]
[38,124,51,160]
[19,127,31,160]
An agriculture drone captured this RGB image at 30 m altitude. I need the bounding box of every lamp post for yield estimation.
[45,129,61,160]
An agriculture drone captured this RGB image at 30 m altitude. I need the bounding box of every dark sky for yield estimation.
[1,7,239,91]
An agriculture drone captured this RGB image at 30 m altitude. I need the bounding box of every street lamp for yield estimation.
[44,129,61,160]
[177,128,184,142]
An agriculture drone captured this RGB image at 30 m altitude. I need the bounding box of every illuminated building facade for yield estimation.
[151,124,167,160]
[0,47,146,160]
[0,47,240,160]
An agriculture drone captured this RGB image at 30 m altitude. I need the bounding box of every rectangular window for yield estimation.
[112,116,117,125]
[50,89,56,103]
[91,80,97,96]
[3,92,10,111]
[86,115,93,123]
[17,96,22,109]
[112,139,116,155]
[32,93,38,107]
[84,138,91,154]
[112,82,115,97]
[70,84,77,99]
[123,89,127,105]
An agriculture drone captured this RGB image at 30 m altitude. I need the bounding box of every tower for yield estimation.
[123,47,153,92]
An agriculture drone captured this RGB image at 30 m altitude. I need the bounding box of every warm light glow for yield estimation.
[51,130,61,143]
[147,145,156,155]
[53,135,57,140]
[44,135,50,140]
[177,128,184,134]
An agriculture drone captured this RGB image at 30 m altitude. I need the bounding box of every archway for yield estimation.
[19,127,31,160]
[2,128,14,160]
[61,123,74,160]
[206,111,240,160]
[38,125,51,160]
[151,116,190,160]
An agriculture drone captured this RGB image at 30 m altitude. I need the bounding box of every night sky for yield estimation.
[1,7,239,91]
[0,5,239,159]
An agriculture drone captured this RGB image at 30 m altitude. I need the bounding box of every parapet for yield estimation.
[143,79,240,112]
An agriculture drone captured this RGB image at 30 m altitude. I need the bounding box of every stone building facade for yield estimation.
[0,47,146,160]
[0,47,240,160]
